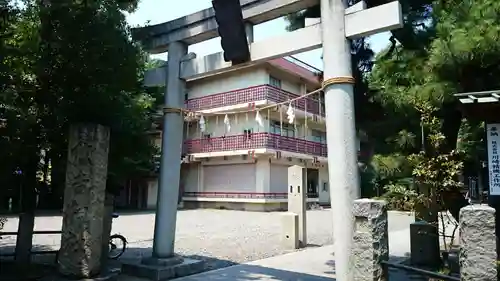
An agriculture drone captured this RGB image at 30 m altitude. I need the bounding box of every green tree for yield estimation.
[370,0,500,219]
[33,0,158,199]
[0,0,159,209]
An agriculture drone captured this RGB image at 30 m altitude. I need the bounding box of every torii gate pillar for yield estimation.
[321,0,360,279]
[322,0,363,279]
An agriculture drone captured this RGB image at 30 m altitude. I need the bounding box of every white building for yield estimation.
[144,57,342,211]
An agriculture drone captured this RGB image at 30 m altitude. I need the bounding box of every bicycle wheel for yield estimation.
[108,234,127,259]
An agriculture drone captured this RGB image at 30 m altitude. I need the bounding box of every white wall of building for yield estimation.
[182,158,272,194]
[188,68,269,99]
[270,163,289,193]
[269,73,302,94]
[184,163,200,192]
[203,163,256,192]
[255,159,271,193]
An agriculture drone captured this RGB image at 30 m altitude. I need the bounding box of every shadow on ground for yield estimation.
[0,245,57,281]
[170,264,336,281]
[323,253,424,281]
[121,246,336,281]
[121,246,239,273]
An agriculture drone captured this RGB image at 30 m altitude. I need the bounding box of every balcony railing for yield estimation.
[183,192,288,199]
[185,85,325,116]
[183,192,318,199]
[184,132,327,157]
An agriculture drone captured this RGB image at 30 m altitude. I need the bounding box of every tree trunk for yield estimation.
[58,123,110,278]
[439,106,466,223]
[49,147,66,210]
[414,184,439,224]
[14,150,38,264]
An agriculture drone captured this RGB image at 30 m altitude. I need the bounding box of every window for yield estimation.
[269,76,281,88]
[311,130,326,143]
[270,121,295,137]
[312,92,325,101]
[243,129,253,140]
[202,133,212,145]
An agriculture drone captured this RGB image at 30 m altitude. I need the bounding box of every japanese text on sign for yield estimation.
[487,124,500,195]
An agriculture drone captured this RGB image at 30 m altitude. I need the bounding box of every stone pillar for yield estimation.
[459,204,497,280]
[352,199,389,281]
[288,165,307,247]
[58,123,110,278]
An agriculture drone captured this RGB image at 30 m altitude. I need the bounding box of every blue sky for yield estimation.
[126,0,391,70]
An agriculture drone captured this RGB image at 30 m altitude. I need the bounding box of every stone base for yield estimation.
[121,256,205,281]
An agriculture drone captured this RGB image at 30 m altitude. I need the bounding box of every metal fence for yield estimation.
[382,261,460,281]
[0,230,61,257]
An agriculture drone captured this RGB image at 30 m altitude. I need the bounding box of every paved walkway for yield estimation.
[172,246,335,281]
[120,212,422,281]
[119,244,410,281]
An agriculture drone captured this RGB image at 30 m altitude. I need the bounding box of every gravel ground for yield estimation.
[0,208,416,271]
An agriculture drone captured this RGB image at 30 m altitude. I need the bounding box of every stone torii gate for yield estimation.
[126,0,403,280]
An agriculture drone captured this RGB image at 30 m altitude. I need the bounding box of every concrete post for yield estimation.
[352,199,389,281]
[321,0,360,280]
[459,204,497,280]
[288,165,307,247]
[152,41,188,259]
[58,123,110,278]
[281,212,299,250]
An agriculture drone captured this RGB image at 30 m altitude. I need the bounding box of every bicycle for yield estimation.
[54,212,127,262]
[108,212,127,259]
